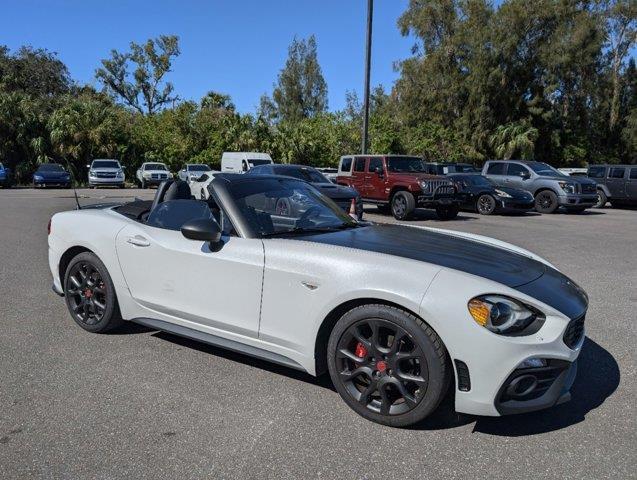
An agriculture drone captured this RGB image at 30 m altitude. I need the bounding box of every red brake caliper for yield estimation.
[354,342,368,360]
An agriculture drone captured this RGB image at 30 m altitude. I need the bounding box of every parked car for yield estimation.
[135,162,171,189]
[588,164,637,208]
[423,162,480,175]
[0,162,13,188]
[558,168,588,177]
[178,164,214,183]
[32,163,71,188]
[337,155,459,220]
[221,152,273,174]
[448,174,534,215]
[87,159,125,188]
[316,167,339,183]
[247,164,363,219]
[189,171,219,200]
[482,160,598,214]
[49,174,587,427]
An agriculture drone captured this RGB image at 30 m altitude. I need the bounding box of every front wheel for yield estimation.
[391,191,415,220]
[595,190,607,208]
[435,204,459,220]
[63,252,123,333]
[534,190,558,213]
[476,194,496,215]
[327,304,449,427]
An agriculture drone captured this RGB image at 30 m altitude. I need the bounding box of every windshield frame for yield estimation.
[525,161,567,178]
[188,164,211,172]
[386,156,427,173]
[37,163,66,172]
[217,176,358,239]
[92,160,121,169]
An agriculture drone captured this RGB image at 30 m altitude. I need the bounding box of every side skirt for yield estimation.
[131,317,305,372]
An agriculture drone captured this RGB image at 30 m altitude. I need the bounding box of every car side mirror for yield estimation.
[520,171,530,179]
[181,218,222,245]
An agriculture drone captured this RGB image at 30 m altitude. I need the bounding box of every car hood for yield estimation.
[91,167,121,173]
[388,173,444,183]
[144,169,169,174]
[292,224,587,317]
[35,170,69,178]
[295,223,546,287]
[313,183,358,199]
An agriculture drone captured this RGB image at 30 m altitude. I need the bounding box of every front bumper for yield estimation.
[499,198,535,211]
[34,178,71,186]
[557,194,597,207]
[89,177,125,186]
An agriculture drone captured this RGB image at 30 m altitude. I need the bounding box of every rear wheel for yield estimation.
[595,190,607,208]
[534,190,558,213]
[327,304,449,427]
[391,191,415,220]
[435,204,459,220]
[63,252,123,333]
[476,194,496,215]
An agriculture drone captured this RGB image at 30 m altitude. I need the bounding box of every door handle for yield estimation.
[127,235,150,247]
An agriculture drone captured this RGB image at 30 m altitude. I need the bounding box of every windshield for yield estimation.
[37,164,65,172]
[275,167,329,183]
[526,161,566,177]
[227,178,357,237]
[386,157,427,173]
[248,159,272,167]
[145,163,167,171]
[189,164,211,172]
[92,160,120,169]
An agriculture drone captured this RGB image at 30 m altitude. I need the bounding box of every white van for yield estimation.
[221,152,273,173]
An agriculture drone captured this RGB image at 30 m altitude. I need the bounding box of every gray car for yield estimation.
[87,159,125,188]
[482,160,598,213]
[588,164,637,208]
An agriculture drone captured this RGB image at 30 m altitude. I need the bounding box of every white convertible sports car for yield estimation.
[48,175,587,426]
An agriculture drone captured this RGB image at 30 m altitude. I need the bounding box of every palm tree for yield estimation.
[489,121,539,159]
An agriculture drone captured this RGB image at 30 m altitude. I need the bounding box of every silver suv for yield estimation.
[482,160,598,213]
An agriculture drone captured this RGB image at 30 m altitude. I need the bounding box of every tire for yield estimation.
[63,252,123,333]
[327,304,449,427]
[595,190,607,208]
[435,204,459,220]
[534,190,559,213]
[391,191,415,220]
[476,194,496,215]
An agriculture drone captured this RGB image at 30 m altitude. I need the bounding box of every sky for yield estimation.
[1,0,415,113]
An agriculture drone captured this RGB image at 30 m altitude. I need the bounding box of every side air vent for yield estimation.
[454,359,471,392]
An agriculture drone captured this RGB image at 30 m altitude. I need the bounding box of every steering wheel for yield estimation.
[296,206,322,228]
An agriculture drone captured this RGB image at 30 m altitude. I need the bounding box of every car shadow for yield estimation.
[469,338,619,436]
[151,331,335,390]
[145,331,618,435]
[555,209,605,216]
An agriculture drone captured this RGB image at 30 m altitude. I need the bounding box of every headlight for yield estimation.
[495,189,512,198]
[89,171,97,178]
[558,181,575,194]
[468,295,544,335]
[34,175,43,180]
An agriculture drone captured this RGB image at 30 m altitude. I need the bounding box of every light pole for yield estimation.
[361,0,373,154]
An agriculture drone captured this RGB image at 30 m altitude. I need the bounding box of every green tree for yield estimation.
[266,35,328,123]
[489,121,539,160]
[95,35,180,115]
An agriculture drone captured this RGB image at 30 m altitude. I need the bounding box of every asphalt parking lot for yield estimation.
[0,187,635,479]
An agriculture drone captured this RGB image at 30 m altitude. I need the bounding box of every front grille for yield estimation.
[151,173,168,180]
[581,183,596,194]
[96,172,116,178]
[563,314,585,349]
[421,179,453,194]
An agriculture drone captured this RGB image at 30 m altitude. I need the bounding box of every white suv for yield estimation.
[135,162,171,189]
[87,159,125,188]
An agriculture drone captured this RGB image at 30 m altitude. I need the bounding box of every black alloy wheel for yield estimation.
[534,190,558,214]
[476,194,496,215]
[328,305,449,427]
[64,252,122,333]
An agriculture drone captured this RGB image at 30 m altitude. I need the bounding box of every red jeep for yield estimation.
[336,155,459,220]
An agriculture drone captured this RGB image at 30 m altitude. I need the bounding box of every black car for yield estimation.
[32,163,71,188]
[448,174,535,215]
[423,162,479,175]
[247,164,363,219]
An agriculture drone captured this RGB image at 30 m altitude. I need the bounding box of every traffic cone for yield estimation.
[349,198,358,219]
